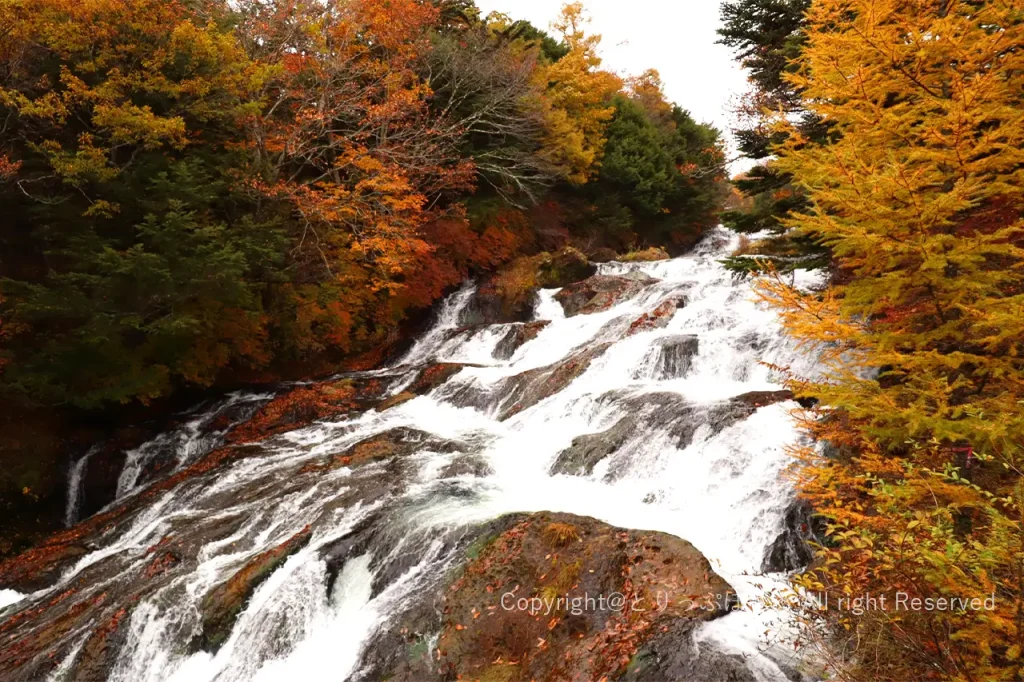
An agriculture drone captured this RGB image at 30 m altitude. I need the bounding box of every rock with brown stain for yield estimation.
[494,321,551,361]
[627,297,688,336]
[555,274,659,318]
[194,526,313,653]
[366,512,736,682]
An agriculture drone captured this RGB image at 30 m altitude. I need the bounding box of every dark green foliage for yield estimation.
[581,97,726,251]
[506,20,570,62]
[599,97,678,217]
[1,161,286,407]
[718,0,810,109]
[718,0,831,273]
[721,166,801,234]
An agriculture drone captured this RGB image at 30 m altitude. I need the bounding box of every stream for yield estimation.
[0,227,825,681]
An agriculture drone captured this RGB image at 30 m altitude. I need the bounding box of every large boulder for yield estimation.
[460,283,538,326]
[461,251,597,327]
[555,274,658,317]
[365,512,737,682]
[537,247,597,288]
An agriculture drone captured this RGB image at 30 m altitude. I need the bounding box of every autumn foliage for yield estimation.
[0,0,726,412]
[755,1,1024,679]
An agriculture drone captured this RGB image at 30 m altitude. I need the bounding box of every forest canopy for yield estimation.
[0,0,728,409]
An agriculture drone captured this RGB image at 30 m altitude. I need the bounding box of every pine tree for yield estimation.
[717,0,831,275]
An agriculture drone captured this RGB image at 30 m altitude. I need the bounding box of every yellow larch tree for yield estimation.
[535,2,621,184]
[758,1,1024,680]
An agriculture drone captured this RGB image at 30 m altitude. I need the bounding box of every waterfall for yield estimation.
[65,445,99,527]
[1,227,826,682]
[113,391,276,501]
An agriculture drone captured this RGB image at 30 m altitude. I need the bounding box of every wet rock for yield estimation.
[375,391,418,412]
[376,363,472,412]
[461,265,540,326]
[460,287,537,326]
[496,343,613,419]
[762,502,826,574]
[0,442,268,596]
[0,542,92,593]
[627,297,688,336]
[300,428,459,475]
[407,363,471,395]
[75,428,147,520]
[0,524,236,680]
[493,321,550,361]
[71,605,133,682]
[571,391,797,481]
[551,417,637,476]
[446,344,611,419]
[367,512,736,682]
[647,335,700,380]
[195,526,313,653]
[226,377,388,444]
[737,330,770,353]
[732,390,795,409]
[623,624,758,682]
[588,247,619,263]
[440,454,493,479]
[555,273,659,317]
[461,250,598,327]
[537,247,597,288]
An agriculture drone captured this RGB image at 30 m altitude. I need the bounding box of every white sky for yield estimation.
[476,0,754,175]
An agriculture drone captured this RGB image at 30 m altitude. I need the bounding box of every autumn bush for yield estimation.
[620,247,670,263]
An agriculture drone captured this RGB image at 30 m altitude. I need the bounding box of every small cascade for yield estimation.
[395,283,478,367]
[0,227,827,682]
[65,445,99,527]
[113,391,275,501]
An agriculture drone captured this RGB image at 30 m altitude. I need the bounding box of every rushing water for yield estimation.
[1,227,826,681]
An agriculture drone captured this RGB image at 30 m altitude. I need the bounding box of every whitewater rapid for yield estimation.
[2,227,825,681]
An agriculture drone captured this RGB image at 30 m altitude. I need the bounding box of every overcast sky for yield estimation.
[475,0,753,174]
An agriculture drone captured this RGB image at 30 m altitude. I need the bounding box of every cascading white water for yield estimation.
[4,227,826,682]
[114,392,276,501]
[65,445,99,527]
[59,391,277,528]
